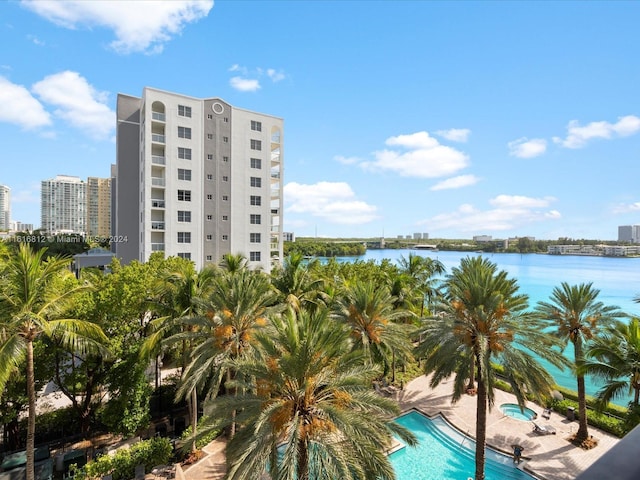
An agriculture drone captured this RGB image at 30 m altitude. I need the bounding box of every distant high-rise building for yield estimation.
[87,177,111,238]
[618,225,640,243]
[413,232,422,240]
[0,185,9,231]
[114,87,284,271]
[11,221,33,232]
[41,175,86,235]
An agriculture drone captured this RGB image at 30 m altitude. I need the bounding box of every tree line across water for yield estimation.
[1,239,640,480]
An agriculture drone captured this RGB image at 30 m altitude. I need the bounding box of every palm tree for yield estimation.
[178,268,281,437]
[206,308,416,480]
[0,244,107,480]
[416,256,565,480]
[398,253,445,315]
[582,316,640,407]
[271,252,326,313]
[333,280,414,378]
[535,282,625,444]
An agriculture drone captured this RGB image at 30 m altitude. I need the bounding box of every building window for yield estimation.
[250,139,262,151]
[206,234,212,240]
[222,195,229,201]
[250,158,262,169]
[178,147,192,160]
[222,175,228,182]
[222,215,228,221]
[178,190,191,201]
[177,252,191,259]
[222,235,228,241]
[207,134,213,139]
[251,120,262,132]
[206,255,212,261]
[206,174,213,180]
[207,194,213,200]
[222,156,229,162]
[178,105,192,118]
[177,210,191,222]
[250,195,261,206]
[207,154,213,160]
[207,214,212,220]
[250,214,261,225]
[223,136,229,143]
[178,126,192,139]
[177,232,191,243]
[223,117,229,123]
[250,177,262,188]
[207,114,213,119]
[250,251,261,261]
[250,233,261,243]
[177,168,191,181]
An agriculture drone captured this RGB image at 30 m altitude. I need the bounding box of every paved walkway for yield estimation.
[182,375,620,480]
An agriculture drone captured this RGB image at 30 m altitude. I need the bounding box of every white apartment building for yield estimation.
[0,185,9,231]
[41,175,86,235]
[114,87,284,272]
[618,225,640,243]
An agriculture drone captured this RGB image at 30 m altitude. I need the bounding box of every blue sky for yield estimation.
[1,0,639,240]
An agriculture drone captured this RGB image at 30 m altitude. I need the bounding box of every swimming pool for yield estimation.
[500,403,537,421]
[390,411,537,480]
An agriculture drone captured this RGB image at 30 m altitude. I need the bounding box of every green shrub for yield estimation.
[73,436,172,480]
[178,416,220,454]
[549,398,626,437]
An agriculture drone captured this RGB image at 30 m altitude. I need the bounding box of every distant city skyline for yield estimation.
[1,1,639,240]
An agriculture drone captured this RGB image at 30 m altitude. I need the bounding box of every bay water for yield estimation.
[339,249,640,406]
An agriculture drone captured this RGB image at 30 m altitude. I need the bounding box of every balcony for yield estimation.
[151,199,165,208]
[152,112,166,122]
[151,177,165,187]
[151,243,165,252]
[151,222,165,230]
[152,134,166,144]
[152,155,166,165]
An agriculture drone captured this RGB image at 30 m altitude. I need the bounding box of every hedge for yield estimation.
[72,436,173,480]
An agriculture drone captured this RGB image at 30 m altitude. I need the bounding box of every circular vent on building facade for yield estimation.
[212,102,224,114]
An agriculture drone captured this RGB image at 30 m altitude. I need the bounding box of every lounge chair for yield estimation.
[542,408,551,420]
[532,422,556,435]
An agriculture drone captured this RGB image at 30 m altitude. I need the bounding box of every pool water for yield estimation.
[390,411,536,480]
[500,403,537,421]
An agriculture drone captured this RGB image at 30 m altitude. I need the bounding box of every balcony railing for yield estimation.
[152,134,165,143]
[151,222,165,230]
[151,199,165,208]
[152,112,166,122]
[151,155,166,165]
[151,177,165,186]
[151,243,165,251]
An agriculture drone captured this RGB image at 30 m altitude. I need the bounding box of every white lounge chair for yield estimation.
[532,422,556,435]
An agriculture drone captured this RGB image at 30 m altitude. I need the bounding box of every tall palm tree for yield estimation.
[398,253,445,315]
[206,308,416,480]
[0,244,107,480]
[271,252,326,313]
[416,256,565,480]
[333,281,414,377]
[535,282,625,443]
[178,268,281,437]
[582,316,640,407]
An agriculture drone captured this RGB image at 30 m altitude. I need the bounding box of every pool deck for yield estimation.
[181,375,620,480]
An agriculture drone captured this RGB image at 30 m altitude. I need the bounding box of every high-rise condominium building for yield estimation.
[41,175,86,235]
[618,225,640,243]
[0,185,9,231]
[87,177,111,238]
[114,87,284,271]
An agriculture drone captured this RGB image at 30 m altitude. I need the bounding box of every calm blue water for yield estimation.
[500,403,537,421]
[338,249,640,405]
[391,411,535,480]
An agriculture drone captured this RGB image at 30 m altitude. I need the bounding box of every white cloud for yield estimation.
[334,155,361,165]
[421,194,560,232]
[27,34,45,46]
[21,0,213,54]
[364,131,469,178]
[284,181,378,225]
[32,71,114,139]
[553,115,640,148]
[508,137,547,158]
[229,76,261,92]
[266,68,285,82]
[431,174,479,191]
[435,128,471,143]
[0,76,51,129]
[612,202,640,214]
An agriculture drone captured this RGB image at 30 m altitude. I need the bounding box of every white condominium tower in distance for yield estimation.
[113,87,284,272]
[0,184,10,231]
[41,175,86,235]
